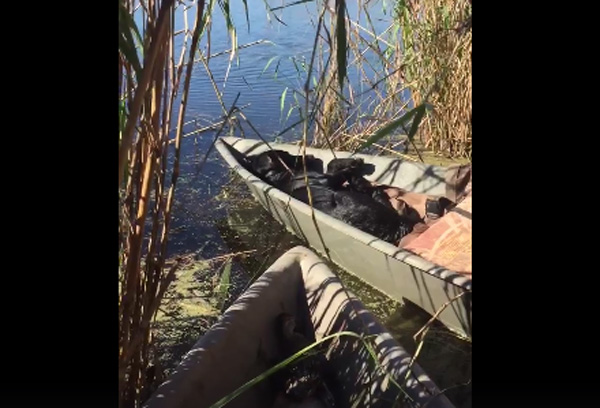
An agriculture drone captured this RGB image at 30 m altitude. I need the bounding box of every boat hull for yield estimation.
[216,137,472,338]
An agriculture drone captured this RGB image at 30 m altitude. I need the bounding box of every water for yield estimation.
[183,1,391,126]
[165,0,400,258]
[141,2,471,407]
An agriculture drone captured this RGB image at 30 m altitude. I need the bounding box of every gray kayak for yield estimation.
[144,246,455,408]
[215,137,472,338]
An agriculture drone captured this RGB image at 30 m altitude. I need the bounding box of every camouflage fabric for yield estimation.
[403,179,472,275]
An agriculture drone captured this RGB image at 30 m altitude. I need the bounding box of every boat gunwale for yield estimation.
[216,137,472,292]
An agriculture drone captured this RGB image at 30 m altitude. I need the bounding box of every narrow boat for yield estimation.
[215,137,472,338]
[144,246,455,408]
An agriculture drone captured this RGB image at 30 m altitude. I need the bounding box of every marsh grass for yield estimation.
[266,0,471,159]
[395,0,472,158]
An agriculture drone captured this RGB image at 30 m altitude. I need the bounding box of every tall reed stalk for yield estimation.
[118,1,209,406]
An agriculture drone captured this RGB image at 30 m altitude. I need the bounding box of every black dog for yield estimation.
[328,157,455,222]
[244,149,417,244]
[325,157,397,209]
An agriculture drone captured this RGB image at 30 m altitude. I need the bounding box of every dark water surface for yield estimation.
[180,0,396,137]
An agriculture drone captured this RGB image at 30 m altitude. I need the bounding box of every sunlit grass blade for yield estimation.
[208,331,415,408]
[286,105,296,122]
[259,56,279,78]
[280,87,288,114]
[355,103,426,152]
[216,258,232,311]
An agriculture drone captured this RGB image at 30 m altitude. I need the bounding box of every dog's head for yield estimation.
[250,150,302,187]
[252,150,293,174]
[326,158,363,175]
[326,157,376,177]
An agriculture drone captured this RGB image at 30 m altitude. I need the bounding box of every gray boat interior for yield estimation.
[215,137,472,338]
[217,137,471,283]
[220,137,456,196]
[144,246,455,408]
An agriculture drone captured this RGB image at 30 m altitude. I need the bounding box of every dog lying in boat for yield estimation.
[243,149,418,244]
[327,158,459,248]
[327,158,455,223]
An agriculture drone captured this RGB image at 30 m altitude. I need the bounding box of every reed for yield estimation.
[269,0,471,159]
[118,1,210,406]
[395,0,472,158]
[119,1,276,405]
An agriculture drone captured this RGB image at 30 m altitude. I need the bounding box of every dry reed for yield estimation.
[118,1,207,406]
[296,0,471,159]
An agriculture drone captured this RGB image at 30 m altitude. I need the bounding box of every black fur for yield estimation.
[245,150,417,244]
[326,157,397,210]
[426,197,455,218]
